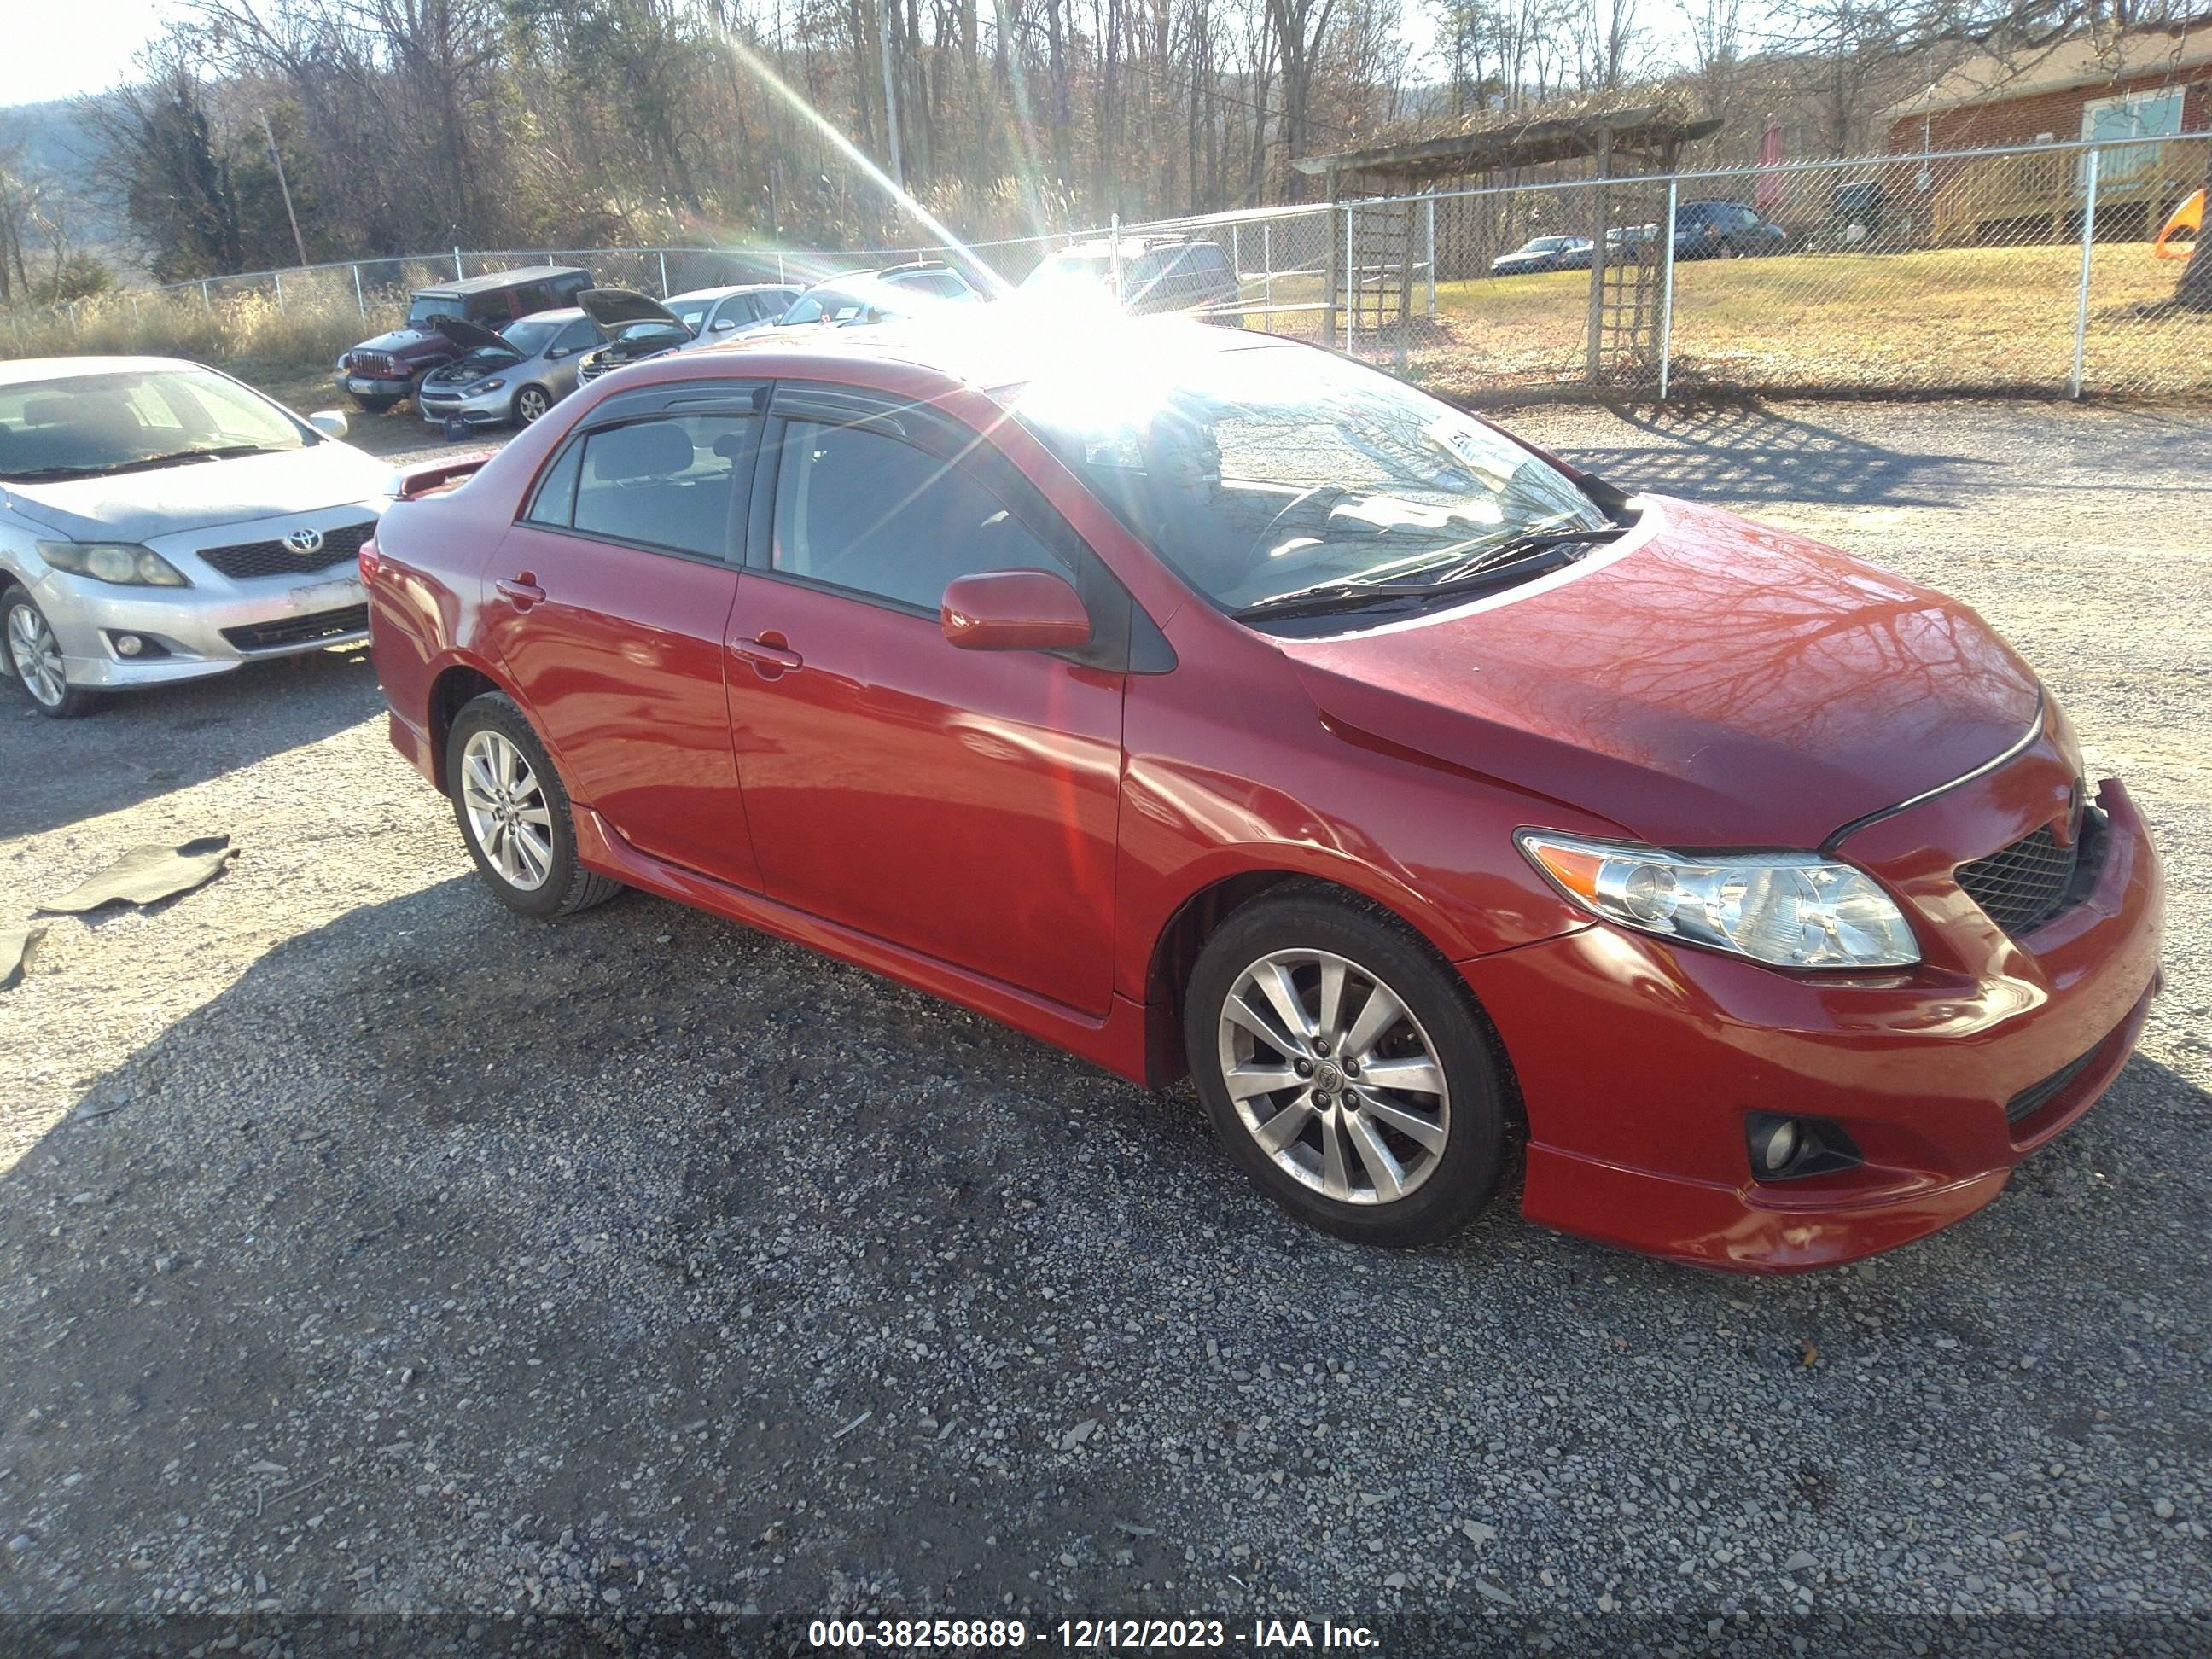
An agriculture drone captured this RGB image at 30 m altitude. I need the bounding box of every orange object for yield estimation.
[2153,189,2203,259]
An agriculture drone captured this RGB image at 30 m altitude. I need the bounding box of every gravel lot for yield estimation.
[1,399,2207,1649]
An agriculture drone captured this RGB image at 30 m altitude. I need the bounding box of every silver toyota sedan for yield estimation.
[1,356,394,719]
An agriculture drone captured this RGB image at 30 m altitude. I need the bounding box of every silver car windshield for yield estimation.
[1010,341,1603,613]
[0,368,307,483]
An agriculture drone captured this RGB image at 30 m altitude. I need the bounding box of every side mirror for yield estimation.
[307,410,350,439]
[940,569,1091,653]
[711,317,737,332]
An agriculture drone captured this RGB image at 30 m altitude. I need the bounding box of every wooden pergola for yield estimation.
[1292,102,1724,381]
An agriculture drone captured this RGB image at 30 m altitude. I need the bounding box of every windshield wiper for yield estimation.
[1415,523,1627,586]
[1232,543,1596,623]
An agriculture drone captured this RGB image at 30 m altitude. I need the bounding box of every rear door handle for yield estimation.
[732,634,803,677]
[496,573,546,608]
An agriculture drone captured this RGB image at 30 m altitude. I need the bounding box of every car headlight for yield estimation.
[1516,831,1918,970]
[38,541,191,588]
[462,377,506,397]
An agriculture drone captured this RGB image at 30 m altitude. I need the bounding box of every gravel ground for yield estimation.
[0,399,2206,1650]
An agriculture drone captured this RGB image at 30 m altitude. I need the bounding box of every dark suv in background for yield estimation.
[336,265,592,412]
[1024,236,1242,319]
[1608,201,1788,260]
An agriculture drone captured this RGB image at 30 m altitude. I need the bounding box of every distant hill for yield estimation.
[2,96,136,276]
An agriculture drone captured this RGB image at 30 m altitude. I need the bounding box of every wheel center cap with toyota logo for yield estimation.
[285,527,326,556]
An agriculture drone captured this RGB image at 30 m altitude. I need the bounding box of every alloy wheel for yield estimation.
[460,728,554,890]
[1214,949,1450,1205]
[6,602,66,709]
[518,387,550,423]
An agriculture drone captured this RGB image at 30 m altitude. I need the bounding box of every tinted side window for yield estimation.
[568,413,753,557]
[769,419,1068,612]
[524,441,584,527]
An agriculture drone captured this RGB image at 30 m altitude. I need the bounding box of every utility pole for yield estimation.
[876,0,905,192]
[259,110,310,271]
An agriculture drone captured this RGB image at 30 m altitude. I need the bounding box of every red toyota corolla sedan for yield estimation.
[363,319,2163,1272]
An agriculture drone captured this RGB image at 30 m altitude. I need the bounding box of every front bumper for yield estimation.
[1464,775,2163,1272]
[26,503,387,690]
[417,385,511,427]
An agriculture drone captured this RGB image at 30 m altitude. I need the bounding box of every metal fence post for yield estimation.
[659,250,670,296]
[201,279,212,313]
[1425,195,1437,317]
[1109,214,1122,295]
[67,301,79,332]
[1344,205,1356,352]
[1261,223,1272,321]
[352,264,365,317]
[2069,148,2099,399]
[132,294,142,327]
[1231,223,1242,297]
[777,253,787,284]
[453,247,464,280]
[1657,176,1679,401]
[273,270,284,310]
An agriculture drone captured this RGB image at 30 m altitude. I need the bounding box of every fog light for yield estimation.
[114,634,145,657]
[1752,1116,1802,1175]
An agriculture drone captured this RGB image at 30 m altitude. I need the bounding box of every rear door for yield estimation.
[481,381,768,888]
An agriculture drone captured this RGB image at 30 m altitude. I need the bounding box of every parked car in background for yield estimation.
[665,283,804,346]
[573,289,698,387]
[336,265,592,414]
[1023,236,1242,318]
[416,309,606,432]
[763,263,983,339]
[362,317,2160,1272]
[1490,235,1593,276]
[2,357,393,719]
[1608,201,1788,260]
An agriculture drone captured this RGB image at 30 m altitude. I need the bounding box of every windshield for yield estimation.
[499,315,563,357]
[1029,253,1110,286]
[668,297,717,334]
[888,270,975,300]
[615,321,688,345]
[0,367,308,482]
[406,294,463,328]
[782,289,859,326]
[1011,341,1605,617]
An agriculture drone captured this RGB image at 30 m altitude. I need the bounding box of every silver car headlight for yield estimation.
[462,377,507,397]
[38,541,191,588]
[1516,830,1918,970]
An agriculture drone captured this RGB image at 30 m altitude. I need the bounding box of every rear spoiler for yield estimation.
[397,452,497,501]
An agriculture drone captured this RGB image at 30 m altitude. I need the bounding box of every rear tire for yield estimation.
[1185,888,1505,1245]
[446,692,622,917]
[3,587,96,719]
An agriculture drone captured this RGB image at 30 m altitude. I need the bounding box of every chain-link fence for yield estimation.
[4,132,2207,400]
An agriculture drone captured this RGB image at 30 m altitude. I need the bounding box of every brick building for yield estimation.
[1879,23,2211,242]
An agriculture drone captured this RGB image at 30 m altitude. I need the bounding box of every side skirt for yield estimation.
[571,806,1155,1086]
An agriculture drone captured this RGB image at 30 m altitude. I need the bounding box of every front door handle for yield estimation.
[495,573,546,608]
[732,633,803,678]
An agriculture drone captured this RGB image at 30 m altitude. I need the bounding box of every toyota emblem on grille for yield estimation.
[285,527,326,556]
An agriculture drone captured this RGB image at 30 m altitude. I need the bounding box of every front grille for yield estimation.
[199,521,375,581]
[221,604,370,653]
[2005,1045,2101,1127]
[1954,821,2085,937]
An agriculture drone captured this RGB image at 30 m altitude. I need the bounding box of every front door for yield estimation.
[726,392,1126,1015]
[482,387,766,888]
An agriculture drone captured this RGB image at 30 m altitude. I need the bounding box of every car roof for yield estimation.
[0,355,221,388]
[667,311,1294,398]
[416,265,590,297]
[666,283,795,302]
[513,306,589,326]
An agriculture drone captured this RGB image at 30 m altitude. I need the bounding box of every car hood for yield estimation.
[1278,496,2044,849]
[2,443,396,543]
[578,287,684,329]
[430,313,514,354]
[351,325,451,357]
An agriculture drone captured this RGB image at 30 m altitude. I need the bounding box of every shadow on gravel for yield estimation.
[0,648,381,841]
[3,869,2207,1615]
[1563,402,1995,509]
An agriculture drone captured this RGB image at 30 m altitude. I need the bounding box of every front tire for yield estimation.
[446,693,621,917]
[513,384,552,425]
[1185,888,1505,1245]
[349,393,399,414]
[4,588,96,719]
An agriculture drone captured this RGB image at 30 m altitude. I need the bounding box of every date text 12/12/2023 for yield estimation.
[806,1618,1384,1650]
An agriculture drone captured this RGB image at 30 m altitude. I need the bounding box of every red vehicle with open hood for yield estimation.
[361,318,2162,1272]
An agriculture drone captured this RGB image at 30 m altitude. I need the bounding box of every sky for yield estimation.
[3,0,172,107]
